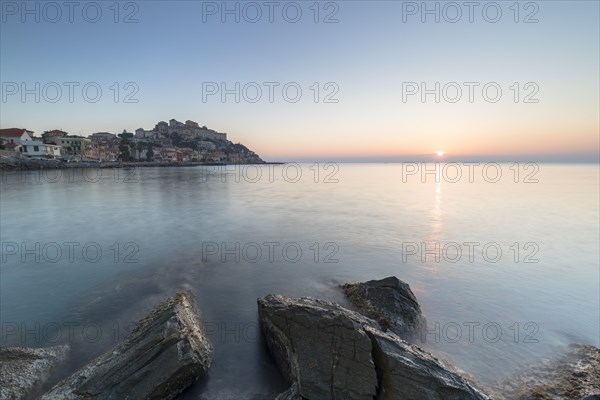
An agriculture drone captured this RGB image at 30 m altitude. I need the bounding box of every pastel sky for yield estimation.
[1,1,598,161]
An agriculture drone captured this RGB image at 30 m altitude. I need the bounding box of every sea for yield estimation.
[1,162,598,398]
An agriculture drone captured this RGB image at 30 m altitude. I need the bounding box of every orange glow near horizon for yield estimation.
[250,127,599,160]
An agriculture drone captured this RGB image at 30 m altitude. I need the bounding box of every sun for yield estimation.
[436,151,445,157]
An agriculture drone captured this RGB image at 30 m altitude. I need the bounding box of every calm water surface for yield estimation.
[1,163,598,398]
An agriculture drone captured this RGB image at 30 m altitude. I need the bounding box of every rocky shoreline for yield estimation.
[493,344,600,400]
[1,277,598,399]
[0,157,278,172]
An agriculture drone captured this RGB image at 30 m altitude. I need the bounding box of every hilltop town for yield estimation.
[0,118,264,165]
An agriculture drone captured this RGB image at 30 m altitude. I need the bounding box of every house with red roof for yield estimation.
[0,128,34,144]
[0,128,61,158]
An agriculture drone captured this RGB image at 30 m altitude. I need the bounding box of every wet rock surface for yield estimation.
[257,294,379,400]
[42,291,213,400]
[0,345,69,400]
[258,293,489,400]
[366,326,490,400]
[341,276,426,341]
[496,344,599,400]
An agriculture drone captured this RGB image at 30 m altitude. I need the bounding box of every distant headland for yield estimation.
[0,118,265,169]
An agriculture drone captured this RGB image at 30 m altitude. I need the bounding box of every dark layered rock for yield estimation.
[0,345,69,400]
[258,294,489,400]
[496,344,599,400]
[366,327,490,400]
[341,276,425,341]
[257,294,379,400]
[42,292,212,400]
[274,383,301,400]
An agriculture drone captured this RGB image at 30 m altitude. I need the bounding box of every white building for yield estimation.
[0,128,61,158]
[42,143,62,158]
[18,140,61,158]
[0,128,34,144]
[135,128,158,140]
[198,141,217,150]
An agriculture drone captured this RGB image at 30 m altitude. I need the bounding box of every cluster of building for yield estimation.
[0,118,262,164]
[0,129,68,159]
[135,119,227,141]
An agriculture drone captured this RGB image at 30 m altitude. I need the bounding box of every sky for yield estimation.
[1,0,599,162]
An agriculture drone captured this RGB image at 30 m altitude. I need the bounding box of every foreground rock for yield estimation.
[366,327,489,400]
[258,294,489,400]
[341,276,425,341]
[43,292,212,399]
[258,294,379,400]
[496,344,599,400]
[0,345,69,400]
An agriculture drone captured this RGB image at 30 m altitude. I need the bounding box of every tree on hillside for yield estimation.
[130,142,138,160]
[146,145,154,161]
[171,132,182,147]
[118,132,134,139]
[119,138,131,161]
